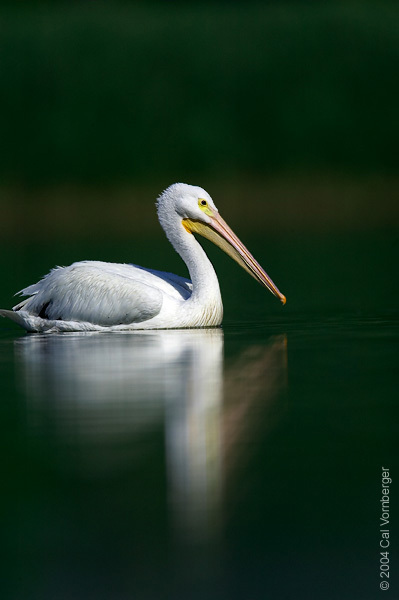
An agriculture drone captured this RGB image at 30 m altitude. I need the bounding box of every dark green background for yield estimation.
[0,1,398,186]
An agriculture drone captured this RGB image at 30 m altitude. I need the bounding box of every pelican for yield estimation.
[0,183,286,333]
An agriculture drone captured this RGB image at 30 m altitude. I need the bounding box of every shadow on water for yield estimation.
[11,329,287,599]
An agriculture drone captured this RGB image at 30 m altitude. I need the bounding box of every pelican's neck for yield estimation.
[159,210,222,306]
[180,229,221,303]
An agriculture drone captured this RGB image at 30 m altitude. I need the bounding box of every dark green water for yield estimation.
[0,232,397,600]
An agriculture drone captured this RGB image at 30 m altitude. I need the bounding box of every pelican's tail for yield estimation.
[0,309,16,320]
[0,309,34,331]
[0,308,116,333]
[0,308,57,332]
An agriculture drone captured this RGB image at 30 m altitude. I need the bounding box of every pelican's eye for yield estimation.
[198,198,213,216]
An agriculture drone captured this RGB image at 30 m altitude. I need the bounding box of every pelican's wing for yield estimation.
[13,261,168,326]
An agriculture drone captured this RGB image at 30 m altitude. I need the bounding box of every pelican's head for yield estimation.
[157,183,286,305]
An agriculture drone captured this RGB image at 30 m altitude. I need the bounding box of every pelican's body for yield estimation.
[0,183,286,333]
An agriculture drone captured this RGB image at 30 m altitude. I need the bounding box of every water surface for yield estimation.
[0,233,397,599]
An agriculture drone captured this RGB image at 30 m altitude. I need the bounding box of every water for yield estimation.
[0,233,397,599]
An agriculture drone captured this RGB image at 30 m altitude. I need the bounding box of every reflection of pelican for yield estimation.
[16,329,225,539]
[1,183,286,332]
[15,330,287,543]
[16,329,224,441]
[222,338,288,478]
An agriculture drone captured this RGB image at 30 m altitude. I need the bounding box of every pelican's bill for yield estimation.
[182,215,286,305]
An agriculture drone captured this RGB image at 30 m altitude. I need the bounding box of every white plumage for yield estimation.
[0,183,285,332]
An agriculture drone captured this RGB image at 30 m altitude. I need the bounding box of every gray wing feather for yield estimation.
[15,262,164,326]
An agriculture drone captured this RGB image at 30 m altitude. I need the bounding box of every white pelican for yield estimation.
[0,183,286,332]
